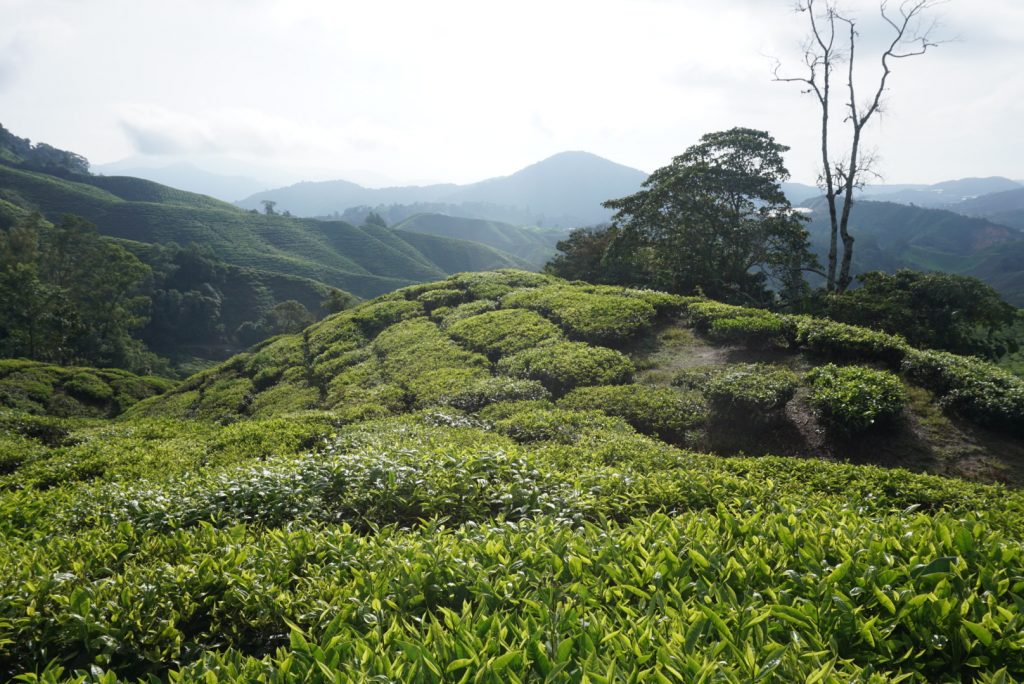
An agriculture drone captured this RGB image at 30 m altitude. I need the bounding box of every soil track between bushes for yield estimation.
[628,319,1024,486]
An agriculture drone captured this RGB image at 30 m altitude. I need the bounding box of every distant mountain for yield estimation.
[803,198,1024,305]
[91,161,270,203]
[392,213,569,267]
[238,151,648,228]
[857,177,1023,208]
[950,187,1024,231]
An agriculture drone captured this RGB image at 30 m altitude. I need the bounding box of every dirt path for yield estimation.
[626,320,1024,486]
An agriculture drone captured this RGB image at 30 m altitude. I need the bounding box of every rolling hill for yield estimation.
[0,162,531,299]
[237,151,648,227]
[802,198,1024,305]
[3,271,1023,680]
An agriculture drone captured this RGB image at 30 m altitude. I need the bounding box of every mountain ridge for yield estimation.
[237,151,648,228]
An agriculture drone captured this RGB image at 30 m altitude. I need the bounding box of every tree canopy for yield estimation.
[551,128,817,306]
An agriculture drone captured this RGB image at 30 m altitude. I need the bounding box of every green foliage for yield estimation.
[497,341,634,396]
[824,269,1019,359]
[493,407,635,443]
[502,284,656,344]
[349,298,424,337]
[793,315,910,367]
[446,308,563,358]
[0,359,171,418]
[0,414,1022,681]
[0,214,158,373]
[806,364,907,435]
[704,364,799,419]
[543,224,621,283]
[433,376,551,412]
[902,348,1024,434]
[685,300,794,348]
[598,128,817,305]
[559,384,707,442]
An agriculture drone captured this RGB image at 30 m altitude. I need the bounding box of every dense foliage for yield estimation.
[0,214,156,372]
[549,128,817,306]
[3,271,1024,681]
[824,270,1019,359]
[806,364,907,436]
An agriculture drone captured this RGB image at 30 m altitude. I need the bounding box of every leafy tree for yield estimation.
[544,225,618,283]
[0,214,154,370]
[599,128,817,306]
[268,300,315,335]
[364,212,388,228]
[825,270,1020,359]
[260,200,277,216]
[321,288,357,314]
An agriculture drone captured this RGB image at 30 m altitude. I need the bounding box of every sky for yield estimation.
[1,0,1021,187]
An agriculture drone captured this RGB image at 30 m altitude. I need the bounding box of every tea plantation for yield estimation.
[2,270,1024,682]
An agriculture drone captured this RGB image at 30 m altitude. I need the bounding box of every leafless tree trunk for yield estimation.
[774,0,942,293]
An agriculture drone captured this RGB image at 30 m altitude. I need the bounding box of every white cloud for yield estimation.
[0,0,1020,185]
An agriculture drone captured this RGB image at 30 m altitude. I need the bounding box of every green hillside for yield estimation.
[3,270,1024,681]
[804,199,1024,305]
[394,212,567,266]
[0,164,532,299]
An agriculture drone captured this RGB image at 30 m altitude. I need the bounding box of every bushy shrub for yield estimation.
[433,376,551,412]
[493,407,635,443]
[902,348,1024,434]
[416,287,465,311]
[434,299,499,327]
[558,384,707,442]
[704,364,799,420]
[478,399,556,422]
[371,319,490,406]
[447,309,563,359]
[806,364,906,435]
[707,314,794,348]
[685,301,793,348]
[502,285,656,345]
[349,299,424,337]
[63,372,115,403]
[497,341,634,396]
[446,269,553,300]
[793,316,909,367]
[577,285,689,316]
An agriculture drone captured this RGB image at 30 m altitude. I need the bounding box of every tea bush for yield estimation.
[902,348,1024,434]
[497,341,634,396]
[806,364,907,435]
[446,309,563,359]
[559,384,707,442]
[0,360,171,418]
[502,285,656,344]
[432,376,551,412]
[704,364,799,420]
[793,316,909,367]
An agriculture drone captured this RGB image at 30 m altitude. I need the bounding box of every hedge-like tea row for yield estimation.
[559,384,707,442]
[501,284,657,345]
[903,348,1024,434]
[497,341,634,396]
[0,359,172,418]
[446,308,563,359]
[704,364,799,420]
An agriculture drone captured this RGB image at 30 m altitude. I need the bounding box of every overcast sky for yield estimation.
[1,0,1021,187]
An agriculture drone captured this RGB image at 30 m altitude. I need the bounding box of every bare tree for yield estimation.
[774,0,943,292]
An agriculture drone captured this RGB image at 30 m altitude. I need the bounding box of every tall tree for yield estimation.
[599,128,817,306]
[774,0,943,292]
